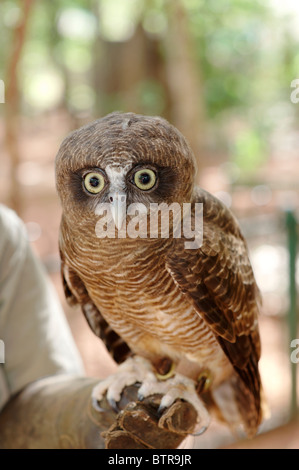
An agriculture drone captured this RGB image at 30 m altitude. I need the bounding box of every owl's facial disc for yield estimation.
[91,163,158,230]
[107,166,157,230]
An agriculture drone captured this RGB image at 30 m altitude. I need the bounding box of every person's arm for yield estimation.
[0,206,197,449]
[0,205,84,411]
[0,375,197,449]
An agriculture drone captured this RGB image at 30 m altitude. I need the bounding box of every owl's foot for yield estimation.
[92,356,210,436]
[91,356,156,412]
[138,373,210,436]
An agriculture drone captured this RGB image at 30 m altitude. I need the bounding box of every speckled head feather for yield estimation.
[56,112,196,213]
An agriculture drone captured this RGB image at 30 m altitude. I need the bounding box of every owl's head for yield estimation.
[55,112,197,232]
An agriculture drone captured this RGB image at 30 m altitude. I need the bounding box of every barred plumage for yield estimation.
[56,112,264,437]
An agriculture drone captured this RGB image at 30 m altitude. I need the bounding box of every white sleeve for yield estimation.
[0,205,84,410]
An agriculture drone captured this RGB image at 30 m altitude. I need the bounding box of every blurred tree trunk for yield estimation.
[93,23,171,118]
[92,1,206,177]
[4,0,34,215]
[164,1,206,175]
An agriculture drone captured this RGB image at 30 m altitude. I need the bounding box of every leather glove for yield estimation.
[0,374,197,449]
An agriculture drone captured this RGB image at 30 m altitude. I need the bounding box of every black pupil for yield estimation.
[139,172,151,185]
[89,176,100,187]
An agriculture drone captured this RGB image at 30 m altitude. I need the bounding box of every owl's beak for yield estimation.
[109,191,127,231]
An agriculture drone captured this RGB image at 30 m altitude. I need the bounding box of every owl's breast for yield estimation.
[66,235,231,382]
[85,237,177,306]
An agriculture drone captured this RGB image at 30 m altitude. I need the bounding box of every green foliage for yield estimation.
[231,129,266,173]
[136,80,166,116]
[1,0,298,175]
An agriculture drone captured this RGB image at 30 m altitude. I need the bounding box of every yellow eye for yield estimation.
[83,172,105,194]
[134,169,156,191]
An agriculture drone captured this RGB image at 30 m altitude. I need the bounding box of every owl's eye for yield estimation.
[133,169,156,191]
[83,172,105,194]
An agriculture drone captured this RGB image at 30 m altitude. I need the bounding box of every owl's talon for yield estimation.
[91,356,156,412]
[157,403,167,415]
[108,397,120,413]
[91,396,107,413]
[138,372,211,435]
[192,425,208,436]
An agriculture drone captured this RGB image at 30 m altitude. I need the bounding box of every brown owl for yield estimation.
[55,112,264,438]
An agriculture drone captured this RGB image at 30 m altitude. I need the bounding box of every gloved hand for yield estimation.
[0,375,197,449]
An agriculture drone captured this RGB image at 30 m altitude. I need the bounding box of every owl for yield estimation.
[55,112,264,438]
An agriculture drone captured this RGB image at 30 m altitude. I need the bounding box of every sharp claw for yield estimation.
[192,425,208,436]
[137,392,144,401]
[108,397,120,413]
[158,403,167,415]
[91,394,120,413]
[91,396,106,413]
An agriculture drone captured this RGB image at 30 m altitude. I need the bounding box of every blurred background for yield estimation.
[0,0,298,448]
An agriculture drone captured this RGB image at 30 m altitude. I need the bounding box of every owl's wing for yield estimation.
[165,188,262,434]
[59,249,132,364]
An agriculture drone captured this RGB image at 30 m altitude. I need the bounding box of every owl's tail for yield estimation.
[210,366,267,439]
